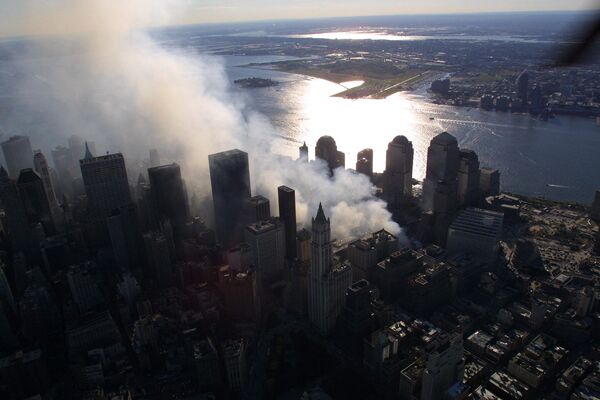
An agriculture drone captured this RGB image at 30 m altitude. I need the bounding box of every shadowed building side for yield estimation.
[209,149,251,249]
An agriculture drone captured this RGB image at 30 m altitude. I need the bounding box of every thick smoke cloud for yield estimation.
[1,0,404,241]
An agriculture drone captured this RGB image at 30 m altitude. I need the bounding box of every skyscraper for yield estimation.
[245,195,271,224]
[517,71,529,107]
[422,132,460,212]
[278,186,297,260]
[299,142,309,161]
[307,204,352,334]
[68,135,86,166]
[80,150,131,221]
[356,148,373,177]
[457,149,480,207]
[245,218,285,284]
[144,231,176,288]
[1,136,33,179]
[148,163,190,234]
[107,204,143,274]
[479,168,500,197]
[17,169,53,234]
[315,136,345,173]
[0,167,30,252]
[421,335,465,400]
[149,149,160,168]
[33,151,59,213]
[383,135,414,203]
[208,149,251,248]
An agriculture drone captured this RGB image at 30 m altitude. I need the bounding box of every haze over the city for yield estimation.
[0,0,598,37]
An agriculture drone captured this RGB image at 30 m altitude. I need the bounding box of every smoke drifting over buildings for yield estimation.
[2,0,401,240]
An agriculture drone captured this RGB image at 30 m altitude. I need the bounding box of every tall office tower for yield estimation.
[421,334,465,400]
[356,148,373,177]
[299,142,309,161]
[194,338,220,391]
[383,135,414,203]
[148,163,190,233]
[245,218,285,284]
[0,265,15,310]
[219,268,259,323]
[422,132,460,212]
[68,135,86,166]
[0,167,30,251]
[296,228,312,267]
[591,190,600,222]
[479,168,500,197]
[223,339,247,391]
[107,204,143,274]
[80,150,131,221]
[208,149,251,248]
[517,71,529,107]
[338,279,374,346]
[17,169,53,233]
[278,186,297,260]
[51,145,73,194]
[67,263,104,313]
[457,149,480,207]
[1,135,33,179]
[245,195,271,223]
[530,85,545,114]
[307,204,352,334]
[347,230,399,281]
[315,136,345,173]
[0,301,18,352]
[144,231,176,288]
[149,149,160,168]
[33,151,58,209]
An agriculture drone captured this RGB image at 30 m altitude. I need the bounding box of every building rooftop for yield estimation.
[449,208,504,239]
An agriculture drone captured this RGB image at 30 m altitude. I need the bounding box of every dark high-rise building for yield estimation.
[479,168,500,197]
[1,136,33,179]
[148,163,190,233]
[278,185,297,260]
[245,195,270,223]
[591,190,600,222]
[383,135,414,203]
[107,204,143,274]
[144,231,176,288]
[422,132,460,212]
[307,204,352,334]
[299,142,309,161]
[80,149,131,221]
[33,151,59,213]
[517,71,529,107]
[68,135,86,164]
[17,169,53,233]
[208,149,251,248]
[338,279,374,347]
[315,136,345,173]
[149,149,160,168]
[245,218,285,284]
[457,149,480,207]
[530,85,545,115]
[356,148,373,177]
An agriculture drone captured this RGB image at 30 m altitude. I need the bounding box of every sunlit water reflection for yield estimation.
[226,56,600,204]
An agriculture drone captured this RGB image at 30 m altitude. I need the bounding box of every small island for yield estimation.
[234,77,279,88]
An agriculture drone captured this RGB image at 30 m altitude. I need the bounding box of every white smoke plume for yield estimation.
[0,0,404,241]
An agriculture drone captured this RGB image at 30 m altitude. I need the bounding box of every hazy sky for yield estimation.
[0,0,597,38]
[180,0,597,24]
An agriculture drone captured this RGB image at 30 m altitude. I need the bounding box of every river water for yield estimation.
[224,55,600,204]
